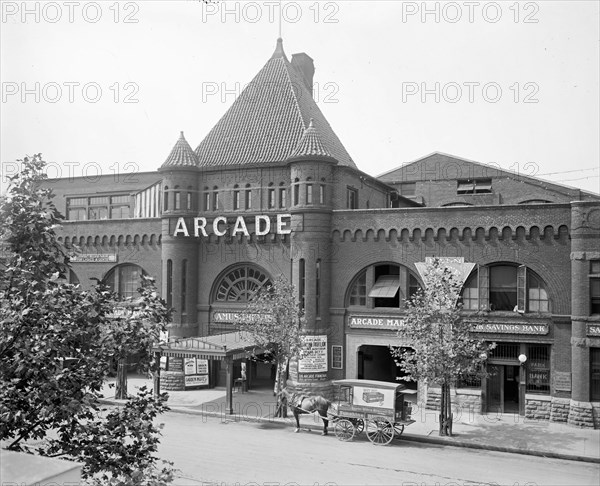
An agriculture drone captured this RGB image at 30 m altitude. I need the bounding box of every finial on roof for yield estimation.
[271,37,286,59]
[180,131,184,138]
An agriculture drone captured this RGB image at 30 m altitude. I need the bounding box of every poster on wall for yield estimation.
[168,357,184,372]
[298,335,328,381]
[185,375,209,387]
[196,359,209,375]
[184,358,197,375]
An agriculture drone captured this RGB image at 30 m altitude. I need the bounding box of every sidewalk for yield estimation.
[100,376,600,463]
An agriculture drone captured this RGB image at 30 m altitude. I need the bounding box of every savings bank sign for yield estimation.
[172,214,292,237]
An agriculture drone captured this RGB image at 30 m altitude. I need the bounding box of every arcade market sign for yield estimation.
[172,214,292,238]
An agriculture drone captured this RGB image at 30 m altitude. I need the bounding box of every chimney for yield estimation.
[291,52,315,95]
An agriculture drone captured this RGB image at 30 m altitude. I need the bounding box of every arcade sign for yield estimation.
[348,315,405,331]
[172,214,292,238]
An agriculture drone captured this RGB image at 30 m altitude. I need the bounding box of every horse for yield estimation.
[279,388,332,435]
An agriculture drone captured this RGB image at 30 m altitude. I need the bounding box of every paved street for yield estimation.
[157,412,600,486]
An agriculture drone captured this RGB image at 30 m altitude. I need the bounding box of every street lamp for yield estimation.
[518,354,527,365]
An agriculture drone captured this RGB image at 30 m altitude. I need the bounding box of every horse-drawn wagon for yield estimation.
[331,379,416,445]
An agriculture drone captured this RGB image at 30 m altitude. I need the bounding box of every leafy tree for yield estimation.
[0,155,175,484]
[239,275,305,417]
[391,258,495,436]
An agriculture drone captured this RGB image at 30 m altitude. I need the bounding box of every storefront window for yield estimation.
[591,348,600,401]
[526,345,550,394]
[591,261,600,315]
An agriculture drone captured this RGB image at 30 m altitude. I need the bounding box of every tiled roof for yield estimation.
[288,118,335,161]
[195,39,355,168]
[161,132,199,169]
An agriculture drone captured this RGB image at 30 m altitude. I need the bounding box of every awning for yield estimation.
[154,331,264,361]
[368,275,401,298]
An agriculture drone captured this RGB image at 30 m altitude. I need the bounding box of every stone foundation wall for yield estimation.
[567,399,595,428]
[161,371,185,391]
[592,403,600,429]
[525,395,551,421]
[426,388,482,415]
[549,397,570,423]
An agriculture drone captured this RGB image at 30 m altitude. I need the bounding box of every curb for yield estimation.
[99,399,599,464]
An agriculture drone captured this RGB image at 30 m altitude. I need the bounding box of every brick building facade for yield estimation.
[45,39,600,427]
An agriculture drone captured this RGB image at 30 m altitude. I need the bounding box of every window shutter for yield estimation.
[478,265,489,310]
[517,265,527,313]
[398,265,408,307]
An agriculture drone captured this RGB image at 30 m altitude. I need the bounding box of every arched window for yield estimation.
[279,182,287,208]
[213,265,271,302]
[293,178,299,205]
[212,186,219,211]
[460,265,550,313]
[348,271,366,306]
[104,264,147,301]
[174,186,181,210]
[163,186,169,211]
[319,179,326,204]
[345,264,421,308]
[306,178,313,204]
[186,186,193,210]
[166,260,173,308]
[268,183,275,209]
[316,259,321,317]
[181,259,187,313]
[233,185,240,211]
[245,184,252,210]
[69,269,80,286]
[203,187,210,211]
[299,259,305,310]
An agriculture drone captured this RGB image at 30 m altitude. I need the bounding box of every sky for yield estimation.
[1,0,599,195]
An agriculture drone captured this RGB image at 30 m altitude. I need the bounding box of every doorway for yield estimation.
[487,364,520,413]
[357,345,417,390]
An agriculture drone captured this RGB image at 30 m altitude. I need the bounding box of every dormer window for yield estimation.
[457,179,492,194]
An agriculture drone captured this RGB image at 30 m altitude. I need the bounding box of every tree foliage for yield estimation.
[0,155,175,484]
[391,258,495,436]
[238,275,304,416]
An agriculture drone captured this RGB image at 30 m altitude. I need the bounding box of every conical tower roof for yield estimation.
[161,132,199,169]
[195,39,355,168]
[287,118,336,162]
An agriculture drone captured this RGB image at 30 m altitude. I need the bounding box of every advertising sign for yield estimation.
[168,357,184,372]
[196,359,209,375]
[185,375,209,387]
[184,358,197,375]
[298,335,327,373]
[352,385,395,410]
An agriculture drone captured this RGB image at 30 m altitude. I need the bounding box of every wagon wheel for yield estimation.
[393,424,405,437]
[334,419,356,442]
[350,418,364,434]
[366,416,394,445]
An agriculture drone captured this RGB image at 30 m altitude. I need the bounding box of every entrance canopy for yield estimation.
[155,331,264,361]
